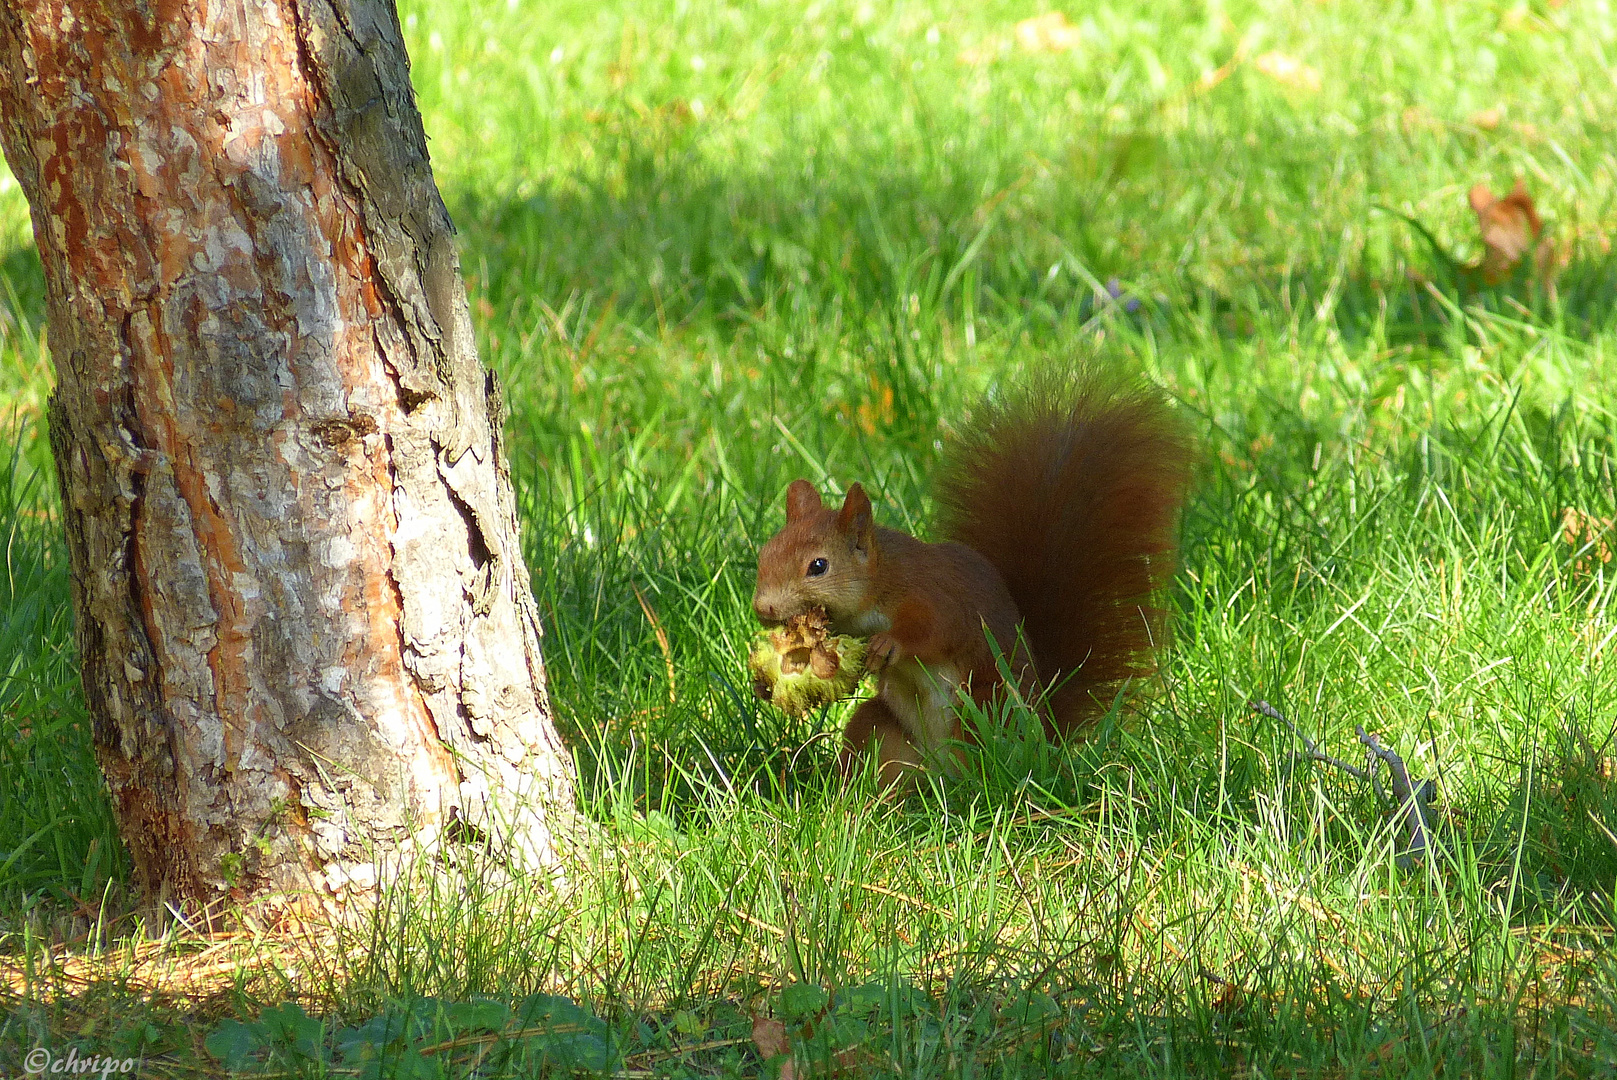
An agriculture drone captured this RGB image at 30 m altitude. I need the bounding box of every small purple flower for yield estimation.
[1106,277,1141,313]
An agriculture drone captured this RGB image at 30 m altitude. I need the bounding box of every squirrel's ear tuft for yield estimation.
[837,483,875,548]
[785,479,823,522]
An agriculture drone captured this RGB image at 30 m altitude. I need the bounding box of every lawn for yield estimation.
[3,0,1617,1075]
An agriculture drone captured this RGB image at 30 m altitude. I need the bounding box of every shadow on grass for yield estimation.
[438,129,1617,363]
[0,244,45,321]
[0,425,125,928]
[7,904,1613,1078]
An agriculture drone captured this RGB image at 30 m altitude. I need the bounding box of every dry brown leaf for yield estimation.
[631,582,677,702]
[1561,507,1615,576]
[1015,11,1081,53]
[1253,50,1321,92]
[1199,966,1247,1014]
[1468,179,1543,283]
[1212,982,1245,1013]
[833,1045,880,1072]
[751,1014,795,1080]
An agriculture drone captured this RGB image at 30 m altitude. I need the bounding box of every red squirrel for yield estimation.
[751,366,1194,784]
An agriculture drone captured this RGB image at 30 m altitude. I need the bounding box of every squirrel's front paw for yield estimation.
[865,632,901,671]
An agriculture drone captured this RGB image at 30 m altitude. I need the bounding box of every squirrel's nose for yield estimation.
[753,597,780,624]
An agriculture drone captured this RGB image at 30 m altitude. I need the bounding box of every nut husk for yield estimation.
[748,608,867,716]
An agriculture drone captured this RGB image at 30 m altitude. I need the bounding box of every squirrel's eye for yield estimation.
[807,558,829,577]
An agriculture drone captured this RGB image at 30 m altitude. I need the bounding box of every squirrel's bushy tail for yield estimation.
[934,365,1194,730]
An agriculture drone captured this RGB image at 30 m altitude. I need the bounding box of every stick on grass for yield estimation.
[1251,699,1437,868]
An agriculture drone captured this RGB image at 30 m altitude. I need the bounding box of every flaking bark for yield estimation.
[0,0,575,915]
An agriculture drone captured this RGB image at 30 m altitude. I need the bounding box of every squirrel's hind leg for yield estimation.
[840,697,923,792]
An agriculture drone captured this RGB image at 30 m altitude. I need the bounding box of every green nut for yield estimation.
[747,619,867,717]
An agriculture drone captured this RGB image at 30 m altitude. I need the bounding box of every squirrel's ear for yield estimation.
[837,483,875,550]
[785,479,823,522]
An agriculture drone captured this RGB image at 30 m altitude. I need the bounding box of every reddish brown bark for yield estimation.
[0,0,575,916]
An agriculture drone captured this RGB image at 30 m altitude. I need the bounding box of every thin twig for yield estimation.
[1196,965,1240,990]
[1248,699,1370,781]
[1356,725,1436,869]
[1251,699,1438,869]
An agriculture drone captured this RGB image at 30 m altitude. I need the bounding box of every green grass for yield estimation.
[4,0,1617,1074]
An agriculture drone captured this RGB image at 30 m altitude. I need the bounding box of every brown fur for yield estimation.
[753,365,1193,778]
[933,365,1194,730]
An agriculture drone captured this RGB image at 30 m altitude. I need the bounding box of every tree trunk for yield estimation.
[0,0,575,917]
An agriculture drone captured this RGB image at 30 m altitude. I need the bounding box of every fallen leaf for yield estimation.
[1560,507,1615,576]
[751,1014,795,1080]
[834,1045,879,1071]
[1368,1032,1405,1063]
[1015,11,1081,53]
[1253,50,1321,92]
[1469,179,1542,283]
[1199,966,1247,1014]
[1212,982,1245,1013]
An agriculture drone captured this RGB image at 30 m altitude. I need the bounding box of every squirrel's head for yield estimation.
[753,480,877,625]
